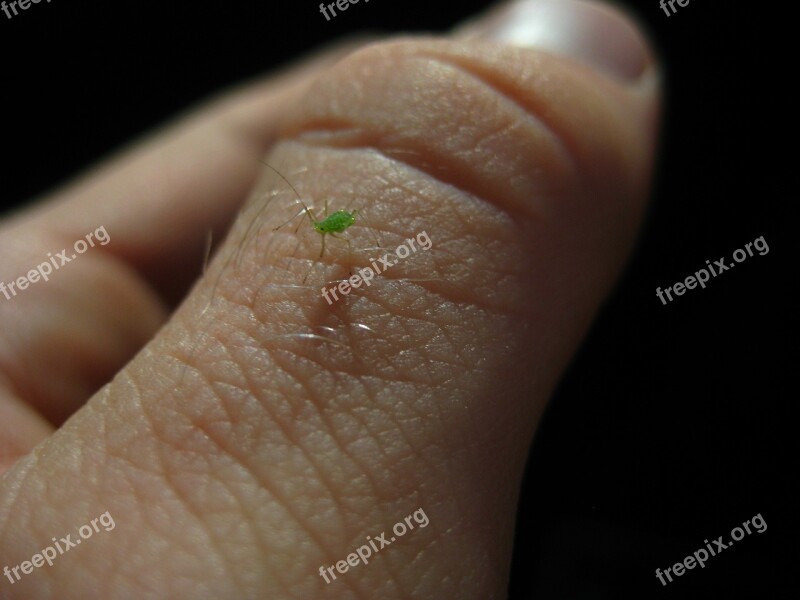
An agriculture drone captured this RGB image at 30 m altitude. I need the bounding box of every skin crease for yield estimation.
[0,11,660,600]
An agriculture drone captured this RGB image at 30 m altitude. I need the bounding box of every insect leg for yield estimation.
[329,232,353,255]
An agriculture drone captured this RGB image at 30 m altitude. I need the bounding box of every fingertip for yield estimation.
[456,0,657,86]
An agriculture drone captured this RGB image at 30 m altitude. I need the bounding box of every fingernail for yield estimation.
[459,0,651,83]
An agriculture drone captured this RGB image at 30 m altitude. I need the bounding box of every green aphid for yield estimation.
[265,163,372,283]
[310,208,358,257]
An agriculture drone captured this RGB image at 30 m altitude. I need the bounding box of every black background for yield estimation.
[1,0,796,598]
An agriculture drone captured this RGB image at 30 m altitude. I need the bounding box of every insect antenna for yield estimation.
[260,160,318,228]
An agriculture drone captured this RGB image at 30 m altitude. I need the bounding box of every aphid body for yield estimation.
[314,209,357,235]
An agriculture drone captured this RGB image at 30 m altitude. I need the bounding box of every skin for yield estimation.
[0,1,660,598]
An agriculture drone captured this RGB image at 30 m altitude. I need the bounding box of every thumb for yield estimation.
[0,1,659,598]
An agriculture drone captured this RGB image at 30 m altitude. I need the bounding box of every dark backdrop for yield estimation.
[1,1,795,598]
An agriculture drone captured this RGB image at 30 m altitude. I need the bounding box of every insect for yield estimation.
[264,162,378,281]
[275,198,358,260]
